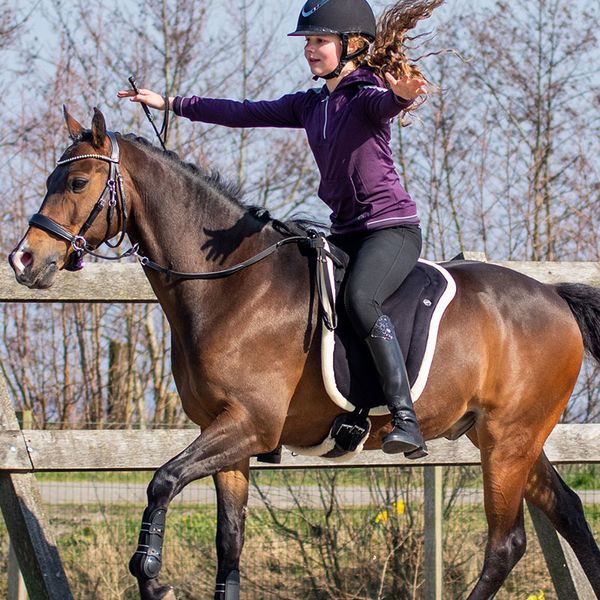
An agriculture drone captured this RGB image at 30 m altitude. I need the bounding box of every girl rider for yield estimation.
[118,0,444,458]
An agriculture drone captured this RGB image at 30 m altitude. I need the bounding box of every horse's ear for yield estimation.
[91,107,107,149]
[63,105,84,140]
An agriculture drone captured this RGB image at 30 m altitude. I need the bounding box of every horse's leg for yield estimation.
[129,411,265,600]
[525,451,600,594]
[465,426,533,600]
[213,462,250,600]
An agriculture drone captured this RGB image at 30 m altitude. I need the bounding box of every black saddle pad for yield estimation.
[332,261,451,411]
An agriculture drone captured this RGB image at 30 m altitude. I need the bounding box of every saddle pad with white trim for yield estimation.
[321,251,457,416]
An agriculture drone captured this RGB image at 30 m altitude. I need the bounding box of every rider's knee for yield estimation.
[343,286,377,336]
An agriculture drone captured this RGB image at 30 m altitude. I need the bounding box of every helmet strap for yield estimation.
[316,34,370,81]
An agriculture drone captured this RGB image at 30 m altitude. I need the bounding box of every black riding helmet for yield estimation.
[289,0,377,80]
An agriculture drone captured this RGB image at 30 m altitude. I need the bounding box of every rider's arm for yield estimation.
[172,92,306,129]
[358,86,414,123]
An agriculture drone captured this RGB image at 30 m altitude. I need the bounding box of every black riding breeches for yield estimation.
[329,225,422,339]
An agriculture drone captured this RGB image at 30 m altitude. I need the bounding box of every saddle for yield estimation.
[322,247,457,414]
[260,234,457,462]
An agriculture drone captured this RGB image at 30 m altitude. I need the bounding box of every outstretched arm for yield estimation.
[117,87,305,129]
[360,74,428,123]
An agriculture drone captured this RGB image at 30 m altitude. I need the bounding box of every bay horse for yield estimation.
[8,108,600,600]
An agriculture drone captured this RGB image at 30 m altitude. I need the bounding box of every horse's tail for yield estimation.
[555,282,600,363]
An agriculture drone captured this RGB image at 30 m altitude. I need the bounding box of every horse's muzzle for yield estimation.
[9,247,59,289]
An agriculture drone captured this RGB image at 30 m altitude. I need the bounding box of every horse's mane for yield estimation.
[117,132,326,236]
[121,133,243,206]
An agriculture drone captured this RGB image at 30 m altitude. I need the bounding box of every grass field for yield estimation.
[1,465,599,599]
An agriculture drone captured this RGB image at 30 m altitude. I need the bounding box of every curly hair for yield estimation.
[355,0,445,117]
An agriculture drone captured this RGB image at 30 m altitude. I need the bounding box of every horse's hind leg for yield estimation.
[465,427,535,600]
[525,451,600,594]
[213,463,250,600]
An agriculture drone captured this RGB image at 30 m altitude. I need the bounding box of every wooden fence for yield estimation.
[0,257,599,600]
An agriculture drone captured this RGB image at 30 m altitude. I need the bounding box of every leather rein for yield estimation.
[27,132,343,293]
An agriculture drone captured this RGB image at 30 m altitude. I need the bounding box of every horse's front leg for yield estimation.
[128,411,266,600]
[213,462,250,600]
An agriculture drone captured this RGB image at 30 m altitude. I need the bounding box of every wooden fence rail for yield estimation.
[2,424,600,472]
[0,257,599,600]
[0,260,599,303]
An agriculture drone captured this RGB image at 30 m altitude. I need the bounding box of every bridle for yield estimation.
[28,131,134,271]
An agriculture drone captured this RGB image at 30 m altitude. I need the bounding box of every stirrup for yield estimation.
[404,445,428,459]
[255,446,282,464]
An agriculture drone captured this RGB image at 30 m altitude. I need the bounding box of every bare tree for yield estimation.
[462,0,600,260]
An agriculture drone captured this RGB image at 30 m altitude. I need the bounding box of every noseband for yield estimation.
[28,131,131,271]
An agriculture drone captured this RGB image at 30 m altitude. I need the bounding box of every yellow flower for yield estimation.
[375,500,405,523]
[526,591,545,600]
[375,510,389,524]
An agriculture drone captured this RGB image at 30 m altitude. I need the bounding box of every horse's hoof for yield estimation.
[139,580,176,600]
[161,588,177,600]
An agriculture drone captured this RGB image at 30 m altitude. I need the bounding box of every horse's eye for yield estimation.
[70,178,88,192]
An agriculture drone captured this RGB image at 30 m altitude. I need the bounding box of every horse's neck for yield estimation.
[121,141,286,334]
[123,142,267,272]
[119,141,315,376]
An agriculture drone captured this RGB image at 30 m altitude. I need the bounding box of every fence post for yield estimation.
[7,411,32,600]
[8,542,27,600]
[424,465,443,599]
[527,501,595,599]
[0,372,74,600]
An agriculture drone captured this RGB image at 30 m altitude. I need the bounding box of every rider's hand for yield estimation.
[117,88,168,110]
[384,72,428,101]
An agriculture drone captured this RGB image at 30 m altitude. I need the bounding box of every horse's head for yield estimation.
[9,107,127,288]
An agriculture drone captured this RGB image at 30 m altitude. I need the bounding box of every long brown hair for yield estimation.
[360,0,445,115]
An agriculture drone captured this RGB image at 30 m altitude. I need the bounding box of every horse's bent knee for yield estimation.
[148,468,179,504]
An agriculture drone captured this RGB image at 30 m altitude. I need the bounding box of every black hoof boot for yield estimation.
[129,508,166,580]
[215,570,240,600]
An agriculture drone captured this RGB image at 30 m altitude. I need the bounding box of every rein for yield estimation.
[140,234,312,281]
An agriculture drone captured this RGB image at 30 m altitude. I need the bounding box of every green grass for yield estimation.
[36,471,155,483]
[2,473,600,600]
[560,464,600,490]
[35,466,416,486]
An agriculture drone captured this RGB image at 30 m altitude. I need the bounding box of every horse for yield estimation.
[8,108,600,600]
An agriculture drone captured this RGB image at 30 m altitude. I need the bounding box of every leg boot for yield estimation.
[366,315,428,458]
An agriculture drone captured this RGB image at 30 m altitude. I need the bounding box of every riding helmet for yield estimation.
[289,0,377,79]
[289,0,377,41]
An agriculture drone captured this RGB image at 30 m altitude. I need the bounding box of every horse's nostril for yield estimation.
[21,252,32,267]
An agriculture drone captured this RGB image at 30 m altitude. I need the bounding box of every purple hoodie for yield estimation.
[173,68,419,234]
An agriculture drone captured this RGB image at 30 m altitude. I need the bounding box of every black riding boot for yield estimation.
[366,315,428,458]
